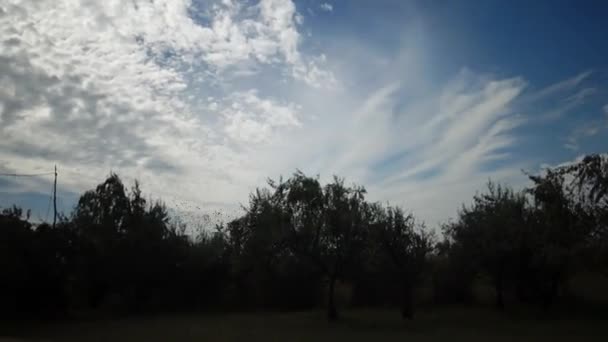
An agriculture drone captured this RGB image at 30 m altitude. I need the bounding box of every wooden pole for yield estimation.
[53,165,57,228]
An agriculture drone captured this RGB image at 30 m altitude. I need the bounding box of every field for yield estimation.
[3,306,607,342]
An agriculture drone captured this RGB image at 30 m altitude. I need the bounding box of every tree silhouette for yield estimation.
[526,170,594,308]
[372,206,433,318]
[445,182,526,310]
[2,154,607,320]
[230,172,370,320]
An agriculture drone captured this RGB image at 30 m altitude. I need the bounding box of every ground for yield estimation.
[2,307,607,341]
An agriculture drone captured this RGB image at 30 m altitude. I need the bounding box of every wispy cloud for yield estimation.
[528,70,592,102]
[522,70,598,122]
[564,124,601,151]
[319,3,334,12]
[563,103,608,151]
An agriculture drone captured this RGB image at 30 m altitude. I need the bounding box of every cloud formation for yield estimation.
[1,0,605,227]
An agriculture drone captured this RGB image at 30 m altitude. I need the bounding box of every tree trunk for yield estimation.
[401,281,414,320]
[327,273,338,322]
[495,274,505,311]
[542,274,560,310]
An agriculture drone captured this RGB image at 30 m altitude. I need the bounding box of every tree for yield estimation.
[318,176,369,320]
[553,154,608,276]
[0,207,34,316]
[445,181,526,310]
[526,170,594,308]
[372,206,433,319]
[71,174,179,311]
[234,171,370,320]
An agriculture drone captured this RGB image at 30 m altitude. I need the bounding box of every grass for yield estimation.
[3,306,607,342]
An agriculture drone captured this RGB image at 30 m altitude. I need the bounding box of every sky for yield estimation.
[1,0,607,228]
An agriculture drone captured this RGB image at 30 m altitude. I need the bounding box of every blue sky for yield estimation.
[1,0,607,227]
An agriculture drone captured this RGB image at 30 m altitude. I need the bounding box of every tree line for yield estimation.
[1,154,607,321]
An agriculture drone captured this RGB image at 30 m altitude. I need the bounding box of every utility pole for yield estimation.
[53,165,57,229]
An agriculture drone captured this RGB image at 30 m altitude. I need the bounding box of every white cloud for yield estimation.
[319,3,334,12]
[292,54,338,88]
[221,90,301,145]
